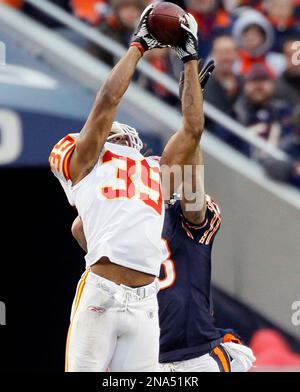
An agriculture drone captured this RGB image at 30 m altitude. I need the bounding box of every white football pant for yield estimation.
[65,270,160,372]
[160,346,232,372]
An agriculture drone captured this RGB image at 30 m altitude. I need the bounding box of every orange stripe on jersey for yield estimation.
[200,198,221,244]
[62,144,76,181]
[207,195,221,215]
[207,198,220,216]
[65,269,89,372]
[184,218,208,230]
[181,221,194,240]
[200,213,218,244]
[213,346,230,372]
[205,218,221,245]
[49,134,76,179]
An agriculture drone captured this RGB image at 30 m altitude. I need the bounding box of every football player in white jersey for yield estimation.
[49,5,204,372]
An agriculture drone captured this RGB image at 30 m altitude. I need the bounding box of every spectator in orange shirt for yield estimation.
[70,0,109,25]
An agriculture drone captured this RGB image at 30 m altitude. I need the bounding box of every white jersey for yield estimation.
[49,134,164,276]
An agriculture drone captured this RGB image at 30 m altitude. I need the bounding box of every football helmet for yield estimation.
[107,122,143,151]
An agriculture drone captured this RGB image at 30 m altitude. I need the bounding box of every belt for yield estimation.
[86,271,159,299]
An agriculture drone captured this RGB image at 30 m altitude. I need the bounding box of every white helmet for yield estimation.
[107,121,143,151]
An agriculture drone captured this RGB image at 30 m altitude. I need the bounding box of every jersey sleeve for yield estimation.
[181,195,221,245]
[49,134,78,183]
[49,133,79,206]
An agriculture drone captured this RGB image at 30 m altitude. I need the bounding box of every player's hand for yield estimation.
[174,13,198,63]
[179,59,215,99]
[130,4,168,55]
[198,59,215,89]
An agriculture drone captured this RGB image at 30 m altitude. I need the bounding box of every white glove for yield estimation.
[130,4,168,55]
[221,342,256,372]
[174,13,198,63]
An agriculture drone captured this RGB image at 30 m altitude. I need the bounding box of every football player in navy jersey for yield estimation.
[158,61,255,372]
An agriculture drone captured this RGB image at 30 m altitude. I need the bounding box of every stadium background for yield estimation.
[0,0,300,372]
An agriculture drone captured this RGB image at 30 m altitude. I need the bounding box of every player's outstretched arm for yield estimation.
[71,216,87,253]
[179,60,215,224]
[70,47,142,185]
[70,4,165,185]
[160,14,204,200]
[160,62,204,174]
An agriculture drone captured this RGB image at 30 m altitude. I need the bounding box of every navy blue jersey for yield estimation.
[158,196,222,363]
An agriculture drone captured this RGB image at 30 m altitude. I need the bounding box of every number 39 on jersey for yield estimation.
[99,150,163,215]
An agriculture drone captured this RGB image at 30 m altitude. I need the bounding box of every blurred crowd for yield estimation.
[2,0,300,188]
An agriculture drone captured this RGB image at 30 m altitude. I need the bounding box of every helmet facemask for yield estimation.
[107,122,143,151]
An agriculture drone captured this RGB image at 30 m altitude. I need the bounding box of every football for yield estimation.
[147,2,186,46]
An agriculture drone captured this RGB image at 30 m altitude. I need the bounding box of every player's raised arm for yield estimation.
[70,5,166,185]
[160,14,204,198]
[179,60,215,224]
